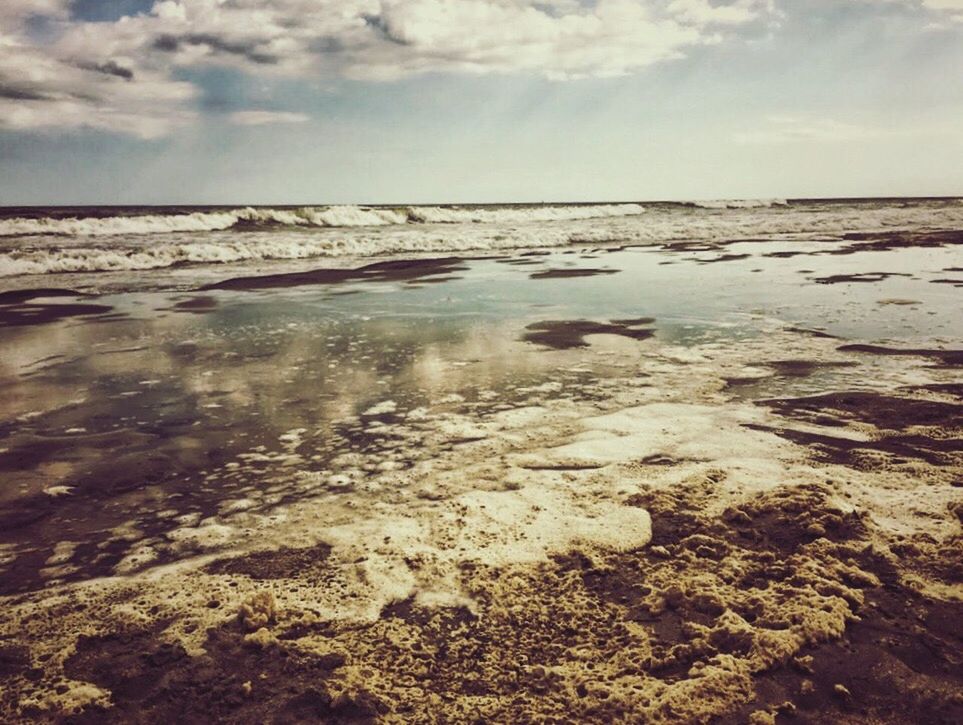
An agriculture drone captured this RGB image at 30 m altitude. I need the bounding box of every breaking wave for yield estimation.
[0,229,602,277]
[0,203,647,238]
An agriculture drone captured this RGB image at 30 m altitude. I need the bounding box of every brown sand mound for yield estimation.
[201,258,468,291]
[522,319,656,349]
[15,479,955,723]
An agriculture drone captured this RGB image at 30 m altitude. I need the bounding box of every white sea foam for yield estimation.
[0,232,562,276]
[0,211,242,237]
[1,199,961,280]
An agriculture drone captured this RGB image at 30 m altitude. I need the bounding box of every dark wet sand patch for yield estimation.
[0,294,115,328]
[0,289,116,328]
[639,454,702,466]
[205,543,333,580]
[646,228,963,262]
[769,229,963,258]
[76,312,130,325]
[838,344,963,368]
[202,257,468,291]
[764,359,858,377]
[58,625,353,725]
[655,228,963,266]
[876,298,920,305]
[905,383,963,399]
[694,253,752,264]
[784,326,839,339]
[753,391,963,467]
[661,240,721,253]
[747,423,961,467]
[762,250,807,259]
[761,391,963,430]
[723,360,858,389]
[522,319,655,349]
[811,272,912,285]
[0,288,89,305]
[99,345,149,355]
[610,317,656,326]
[832,228,963,255]
[519,461,607,471]
[529,268,619,279]
[166,295,219,313]
[495,257,547,266]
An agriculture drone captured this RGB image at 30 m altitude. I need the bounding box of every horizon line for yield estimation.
[1,195,961,211]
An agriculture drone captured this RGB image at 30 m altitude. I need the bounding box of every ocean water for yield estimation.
[1,197,961,292]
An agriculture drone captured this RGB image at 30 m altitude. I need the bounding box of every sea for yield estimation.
[2,197,962,293]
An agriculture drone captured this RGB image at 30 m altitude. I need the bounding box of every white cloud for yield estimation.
[668,0,772,26]
[229,110,309,125]
[0,0,69,26]
[921,0,963,10]
[866,0,963,21]
[921,0,963,21]
[0,30,197,138]
[0,1,778,137]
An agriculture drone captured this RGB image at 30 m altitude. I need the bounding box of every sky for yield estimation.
[0,0,961,205]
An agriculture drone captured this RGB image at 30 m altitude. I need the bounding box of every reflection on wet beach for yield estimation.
[1,239,960,588]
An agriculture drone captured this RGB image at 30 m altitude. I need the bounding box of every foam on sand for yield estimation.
[1,329,960,721]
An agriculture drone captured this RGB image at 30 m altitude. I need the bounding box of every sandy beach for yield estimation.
[0,201,960,722]
[4,0,963,719]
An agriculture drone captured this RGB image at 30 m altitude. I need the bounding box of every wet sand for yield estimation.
[0,231,961,723]
[0,290,117,328]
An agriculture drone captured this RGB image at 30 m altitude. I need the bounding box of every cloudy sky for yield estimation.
[1,0,961,204]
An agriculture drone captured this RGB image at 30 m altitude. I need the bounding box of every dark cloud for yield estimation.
[0,85,53,102]
[152,34,180,53]
[76,60,134,80]
[362,14,412,47]
[153,33,279,65]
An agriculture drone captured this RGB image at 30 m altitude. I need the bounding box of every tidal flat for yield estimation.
[0,229,961,723]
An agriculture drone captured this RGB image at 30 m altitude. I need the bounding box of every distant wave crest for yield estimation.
[686,199,789,209]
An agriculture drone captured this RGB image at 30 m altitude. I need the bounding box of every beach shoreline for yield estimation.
[0,210,961,722]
